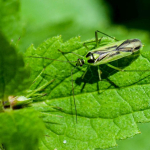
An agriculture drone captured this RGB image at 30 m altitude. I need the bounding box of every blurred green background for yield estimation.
[1,0,150,149]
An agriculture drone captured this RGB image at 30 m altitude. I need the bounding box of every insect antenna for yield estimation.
[27,56,77,63]
[58,49,84,59]
[71,66,78,123]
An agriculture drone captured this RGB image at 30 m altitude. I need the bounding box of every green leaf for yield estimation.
[0,32,31,103]
[25,35,150,150]
[0,108,45,150]
[0,0,21,44]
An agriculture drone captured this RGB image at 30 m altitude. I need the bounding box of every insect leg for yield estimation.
[97,65,102,80]
[81,65,94,79]
[106,63,124,71]
[83,37,103,50]
[84,30,119,49]
[95,30,119,42]
[83,40,97,50]
[81,66,88,79]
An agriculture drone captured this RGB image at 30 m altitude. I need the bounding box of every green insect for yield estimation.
[63,31,142,81]
[28,30,143,122]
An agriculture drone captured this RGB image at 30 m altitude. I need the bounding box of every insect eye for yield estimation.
[88,59,94,63]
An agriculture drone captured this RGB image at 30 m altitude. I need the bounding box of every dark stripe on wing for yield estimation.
[95,53,109,62]
[116,40,131,50]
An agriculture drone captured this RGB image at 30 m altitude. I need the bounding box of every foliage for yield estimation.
[25,35,150,150]
[0,32,45,150]
[0,0,21,46]
[1,0,150,150]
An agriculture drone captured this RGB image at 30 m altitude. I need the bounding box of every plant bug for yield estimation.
[59,31,142,81]
[27,30,145,123]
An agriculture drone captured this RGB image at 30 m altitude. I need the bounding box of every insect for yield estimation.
[27,30,143,123]
[61,31,142,81]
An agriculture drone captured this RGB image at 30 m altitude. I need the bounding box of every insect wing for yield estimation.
[86,39,142,66]
[117,39,142,52]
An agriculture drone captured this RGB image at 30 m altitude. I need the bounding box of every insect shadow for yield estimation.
[74,52,140,93]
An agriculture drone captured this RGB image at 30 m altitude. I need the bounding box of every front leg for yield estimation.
[98,65,102,80]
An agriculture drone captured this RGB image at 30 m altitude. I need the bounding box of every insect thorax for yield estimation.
[85,52,95,63]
